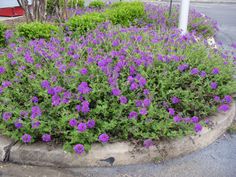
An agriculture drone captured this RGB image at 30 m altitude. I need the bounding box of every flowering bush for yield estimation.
[0,22,235,153]
[0,2,235,155]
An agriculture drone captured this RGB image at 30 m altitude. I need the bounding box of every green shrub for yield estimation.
[68,0,85,8]
[66,12,106,35]
[0,23,7,47]
[88,0,105,9]
[66,1,145,35]
[16,22,59,40]
[105,2,146,26]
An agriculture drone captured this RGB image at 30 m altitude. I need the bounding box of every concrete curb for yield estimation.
[0,102,234,167]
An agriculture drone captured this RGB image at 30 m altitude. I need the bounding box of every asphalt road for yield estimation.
[0,2,236,177]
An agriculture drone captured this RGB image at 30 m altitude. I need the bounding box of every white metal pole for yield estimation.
[178,0,190,35]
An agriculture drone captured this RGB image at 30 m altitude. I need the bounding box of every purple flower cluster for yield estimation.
[99,133,110,143]
[42,134,52,142]
[31,106,42,119]
[73,144,85,155]
[22,134,32,143]
[78,82,91,94]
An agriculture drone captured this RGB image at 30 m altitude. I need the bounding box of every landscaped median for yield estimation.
[0,1,236,167]
[0,101,235,167]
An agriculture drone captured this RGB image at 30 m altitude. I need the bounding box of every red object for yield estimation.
[0,6,25,17]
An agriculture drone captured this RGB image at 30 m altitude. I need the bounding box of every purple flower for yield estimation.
[42,134,51,142]
[99,133,109,143]
[139,77,147,87]
[73,144,85,155]
[190,68,199,75]
[143,89,150,95]
[143,98,151,107]
[24,52,34,64]
[223,95,232,104]
[127,76,134,83]
[136,100,143,107]
[78,82,91,94]
[87,119,96,128]
[129,65,136,75]
[14,120,23,129]
[130,82,139,90]
[31,106,42,119]
[69,118,77,127]
[0,66,6,74]
[2,81,12,88]
[212,68,219,75]
[128,111,138,119]
[210,82,218,90]
[200,71,207,78]
[178,64,189,72]
[171,96,181,104]
[5,30,13,40]
[194,123,202,133]
[120,96,128,104]
[62,91,72,104]
[2,112,12,121]
[32,121,41,128]
[77,122,87,132]
[59,64,67,73]
[191,116,199,123]
[139,108,148,115]
[218,104,230,112]
[80,68,88,75]
[31,96,39,103]
[52,95,61,106]
[76,105,81,112]
[143,139,154,148]
[213,96,220,102]
[47,88,55,95]
[112,40,119,47]
[112,88,121,96]
[0,87,3,94]
[41,80,51,89]
[81,100,90,114]
[168,108,175,116]
[173,115,182,123]
[52,87,63,95]
[22,134,32,143]
[183,117,191,123]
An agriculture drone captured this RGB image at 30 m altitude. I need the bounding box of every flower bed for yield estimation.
[0,2,235,155]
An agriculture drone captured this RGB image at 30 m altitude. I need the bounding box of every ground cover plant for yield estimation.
[0,2,235,154]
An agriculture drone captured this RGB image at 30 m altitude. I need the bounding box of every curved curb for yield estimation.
[0,102,234,167]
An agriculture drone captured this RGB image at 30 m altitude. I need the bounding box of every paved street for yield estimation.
[0,2,236,177]
[1,133,236,177]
